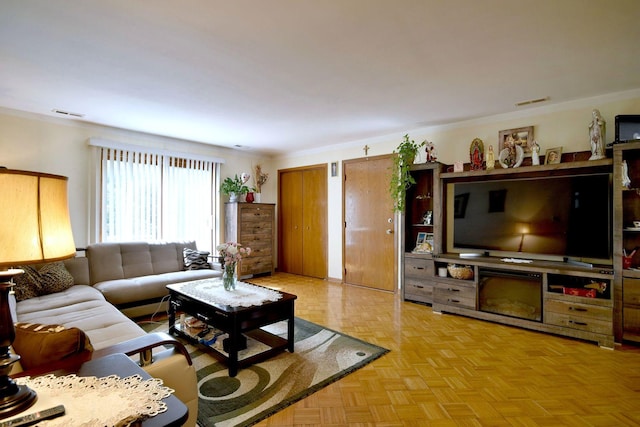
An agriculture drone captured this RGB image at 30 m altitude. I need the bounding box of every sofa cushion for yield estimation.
[87,241,200,284]
[16,285,146,350]
[94,270,221,306]
[12,261,75,301]
[183,248,212,270]
[13,322,93,370]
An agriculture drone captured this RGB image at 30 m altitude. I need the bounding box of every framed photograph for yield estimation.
[331,162,338,177]
[413,232,433,253]
[544,147,563,165]
[499,126,534,156]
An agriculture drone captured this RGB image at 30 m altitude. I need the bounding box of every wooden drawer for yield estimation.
[240,220,273,234]
[240,232,273,249]
[545,311,611,335]
[404,256,434,279]
[545,299,611,335]
[240,256,272,275]
[623,278,640,306]
[240,206,273,222]
[434,281,476,309]
[623,306,640,334]
[404,277,433,303]
[545,299,611,321]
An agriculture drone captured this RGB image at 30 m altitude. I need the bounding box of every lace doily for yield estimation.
[12,374,172,426]
[169,278,282,307]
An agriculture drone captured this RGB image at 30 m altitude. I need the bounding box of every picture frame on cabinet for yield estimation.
[499,126,534,156]
[413,232,433,253]
[544,147,563,165]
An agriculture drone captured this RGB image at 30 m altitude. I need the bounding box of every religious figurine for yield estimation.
[589,109,606,160]
[622,160,631,189]
[485,145,495,170]
[425,141,437,162]
[531,140,540,165]
[469,138,484,171]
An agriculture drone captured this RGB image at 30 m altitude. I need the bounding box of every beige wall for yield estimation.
[0,108,276,249]
[275,90,640,280]
[2,90,639,281]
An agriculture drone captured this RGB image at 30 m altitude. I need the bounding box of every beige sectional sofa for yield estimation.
[12,241,221,427]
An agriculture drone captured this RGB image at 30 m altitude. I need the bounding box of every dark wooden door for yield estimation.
[343,155,396,291]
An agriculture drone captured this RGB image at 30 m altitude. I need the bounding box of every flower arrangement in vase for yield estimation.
[216,242,251,290]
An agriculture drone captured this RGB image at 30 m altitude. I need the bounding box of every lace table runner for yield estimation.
[168,278,282,307]
[11,374,172,426]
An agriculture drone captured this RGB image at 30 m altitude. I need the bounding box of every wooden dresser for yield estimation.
[224,203,275,277]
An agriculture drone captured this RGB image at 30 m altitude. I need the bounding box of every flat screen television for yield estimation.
[446,172,612,265]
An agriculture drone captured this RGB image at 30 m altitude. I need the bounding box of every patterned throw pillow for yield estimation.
[12,261,75,301]
[183,248,212,270]
[13,322,93,370]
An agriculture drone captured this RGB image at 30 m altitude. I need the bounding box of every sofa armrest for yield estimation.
[92,332,192,366]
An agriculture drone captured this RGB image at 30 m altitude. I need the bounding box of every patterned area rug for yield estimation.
[141,317,389,427]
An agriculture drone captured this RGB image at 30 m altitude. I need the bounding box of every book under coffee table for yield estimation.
[167,278,297,377]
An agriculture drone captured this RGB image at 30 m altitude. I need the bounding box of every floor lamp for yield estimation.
[0,169,76,418]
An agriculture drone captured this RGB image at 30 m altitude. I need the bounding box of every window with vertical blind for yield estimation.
[96,143,220,253]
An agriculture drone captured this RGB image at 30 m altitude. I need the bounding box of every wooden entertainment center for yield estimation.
[401,150,640,348]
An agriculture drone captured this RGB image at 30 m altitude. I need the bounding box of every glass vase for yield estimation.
[222,262,237,291]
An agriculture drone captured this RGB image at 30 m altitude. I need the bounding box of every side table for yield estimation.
[77,354,188,427]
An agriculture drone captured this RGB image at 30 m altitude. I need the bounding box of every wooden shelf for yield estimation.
[441,158,612,180]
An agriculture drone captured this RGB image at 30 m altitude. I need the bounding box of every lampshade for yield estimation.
[0,169,76,268]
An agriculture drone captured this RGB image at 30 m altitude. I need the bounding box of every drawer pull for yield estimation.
[415,267,425,270]
[448,299,460,303]
[447,288,460,292]
[416,285,424,289]
[569,320,588,326]
[569,307,587,312]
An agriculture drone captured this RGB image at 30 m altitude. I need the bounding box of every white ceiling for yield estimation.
[1,0,640,155]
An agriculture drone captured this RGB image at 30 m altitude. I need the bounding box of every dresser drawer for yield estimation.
[545,299,611,321]
[240,206,274,222]
[404,257,434,279]
[240,256,272,275]
[434,282,476,309]
[624,278,640,306]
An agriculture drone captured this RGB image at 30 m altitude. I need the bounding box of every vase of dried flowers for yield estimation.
[253,164,269,202]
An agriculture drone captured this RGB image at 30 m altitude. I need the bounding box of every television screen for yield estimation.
[448,173,612,264]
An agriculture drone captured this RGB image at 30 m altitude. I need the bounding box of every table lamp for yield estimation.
[0,169,76,417]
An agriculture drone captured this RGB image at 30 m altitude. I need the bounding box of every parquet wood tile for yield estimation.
[250,273,640,426]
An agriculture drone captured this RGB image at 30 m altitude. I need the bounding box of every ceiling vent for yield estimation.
[515,97,550,107]
[51,109,85,118]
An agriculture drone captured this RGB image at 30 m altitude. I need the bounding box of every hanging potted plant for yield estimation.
[389,134,426,212]
[221,174,249,202]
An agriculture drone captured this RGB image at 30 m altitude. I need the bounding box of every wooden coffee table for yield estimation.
[167,279,296,377]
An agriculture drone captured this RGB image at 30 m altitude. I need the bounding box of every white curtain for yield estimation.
[163,157,214,252]
[100,148,215,252]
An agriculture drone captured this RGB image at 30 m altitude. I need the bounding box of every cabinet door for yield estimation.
[301,167,328,278]
[279,170,303,274]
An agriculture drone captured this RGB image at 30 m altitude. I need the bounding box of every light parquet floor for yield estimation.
[248,272,640,427]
